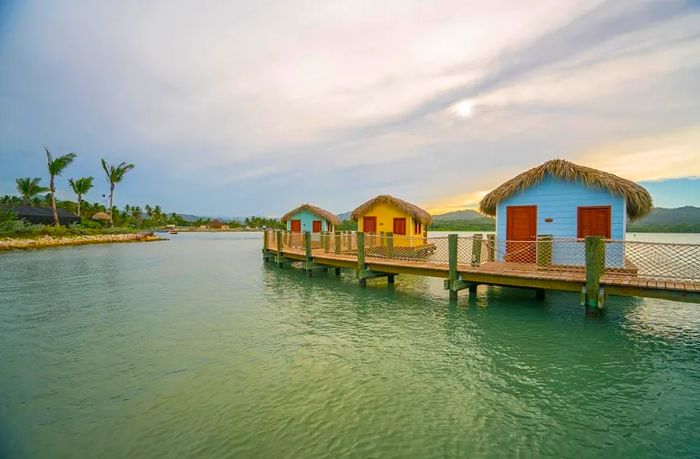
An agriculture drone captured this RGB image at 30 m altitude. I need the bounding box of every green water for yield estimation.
[1,232,699,458]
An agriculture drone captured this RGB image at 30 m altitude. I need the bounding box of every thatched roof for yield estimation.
[280,204,340,225]
[351,195,432,224]
[91,211,111,221]
[479,159,653,221]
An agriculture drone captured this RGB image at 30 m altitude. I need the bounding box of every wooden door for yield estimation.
[578,206,611,238]
[506,206,537,262]
[393,218,406,235]
[363,216,377,233]
[290,220,301,233]
[312,220,322,233]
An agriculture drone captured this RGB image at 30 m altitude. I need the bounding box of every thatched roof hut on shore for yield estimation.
[91,211,111,222]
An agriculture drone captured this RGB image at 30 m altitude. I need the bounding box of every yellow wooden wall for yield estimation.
[356,202,427,247]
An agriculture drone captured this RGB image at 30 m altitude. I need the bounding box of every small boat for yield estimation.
[168,229,178,234]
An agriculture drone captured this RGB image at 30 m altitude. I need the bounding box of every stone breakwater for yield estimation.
[0,232,164,252]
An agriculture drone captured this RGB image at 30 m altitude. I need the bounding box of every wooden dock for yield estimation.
[262,230,700,309]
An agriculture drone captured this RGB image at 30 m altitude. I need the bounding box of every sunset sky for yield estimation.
[1,0,699,217]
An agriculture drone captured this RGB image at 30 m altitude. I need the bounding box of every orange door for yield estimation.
[363,216,377,233]
[393,218,406,235]
[506,206,537,262]
[577,206,611,238]
[312,220,322,233]
[290,220,301,233]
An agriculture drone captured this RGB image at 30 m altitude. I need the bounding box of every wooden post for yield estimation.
[276,230,284,267]
[304,231,312,273]
[335,231,341,255]
[585,236,603,312]
[448,234,458,300]
[487,234,495,262]
[471,233,483,266]
[537,235,552,268]
[263,230,269,255]
[386,232,394,258]
[357,232,366,287]
[323,231,330,252]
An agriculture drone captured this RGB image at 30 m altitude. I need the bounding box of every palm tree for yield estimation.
[45,147,77,226]
[68,177,94,218]
[101,159,135,226]
[130,206,142,228]
[15,177,48,205]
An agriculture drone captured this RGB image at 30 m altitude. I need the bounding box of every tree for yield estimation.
[15,177,48,206]
[68,177,94,218]
[101,159,135,225]
[45,147,76,226]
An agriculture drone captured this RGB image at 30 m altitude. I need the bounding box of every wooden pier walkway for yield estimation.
[263,230,700,309]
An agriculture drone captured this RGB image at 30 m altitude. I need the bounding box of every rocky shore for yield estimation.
[0,232,165,252]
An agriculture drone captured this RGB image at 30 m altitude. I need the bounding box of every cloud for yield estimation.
[1,0,699,215]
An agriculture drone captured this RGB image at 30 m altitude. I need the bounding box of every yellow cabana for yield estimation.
[351,194,432,247]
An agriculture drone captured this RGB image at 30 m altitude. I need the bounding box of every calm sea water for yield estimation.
[1,232,699,458]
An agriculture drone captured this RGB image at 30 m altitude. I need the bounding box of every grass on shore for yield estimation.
[0,221,140,239]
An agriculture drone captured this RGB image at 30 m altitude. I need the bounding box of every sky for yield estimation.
[1,0,699,217]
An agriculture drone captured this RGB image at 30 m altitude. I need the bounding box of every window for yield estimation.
[393,218,407,235]
[312,220,322,233]
[414,220,421,235]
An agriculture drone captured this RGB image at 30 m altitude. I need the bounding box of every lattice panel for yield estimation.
[605,240,700,282]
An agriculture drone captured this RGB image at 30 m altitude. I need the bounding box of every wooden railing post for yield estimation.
[276,230,284,267]
[335,231,341,254]
[487,234,495,262]
[323,231,330,252]
[471,234,483,266]
[537,235,552,268]
[448,234,458,299]
[386,232,394,258]
[262,230,269,257]
[357,232,366,286]
[584,236,604,313]
[304,231,312,272]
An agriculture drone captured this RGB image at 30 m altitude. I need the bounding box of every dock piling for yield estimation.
[304,231,312,274]
[357,232,366,286]
[276,230,284,267]
[584,236,605,314]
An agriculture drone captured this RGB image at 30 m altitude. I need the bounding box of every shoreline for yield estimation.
[0,232,165,252]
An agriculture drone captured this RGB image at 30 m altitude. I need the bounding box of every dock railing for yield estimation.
[264,230,700,283]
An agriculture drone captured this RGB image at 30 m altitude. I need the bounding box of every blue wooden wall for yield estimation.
[285,209,333,233]
[495,175,626,267]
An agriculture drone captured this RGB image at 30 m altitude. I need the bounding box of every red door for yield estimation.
[363,216,377,233]
[506,206,537,262]
[312,220,322,233]
[290,220,301,233]
[393,218,406,235]
[578,206,611,238]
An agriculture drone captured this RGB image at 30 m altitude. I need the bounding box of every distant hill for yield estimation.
[628,206,700,232]
[432,209,490,221]
[337,211,352,221]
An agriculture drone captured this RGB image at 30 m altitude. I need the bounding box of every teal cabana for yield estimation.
[280,204,340,234]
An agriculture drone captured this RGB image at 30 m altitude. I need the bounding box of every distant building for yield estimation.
[208,219,224,229]
[3,206,80,226]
